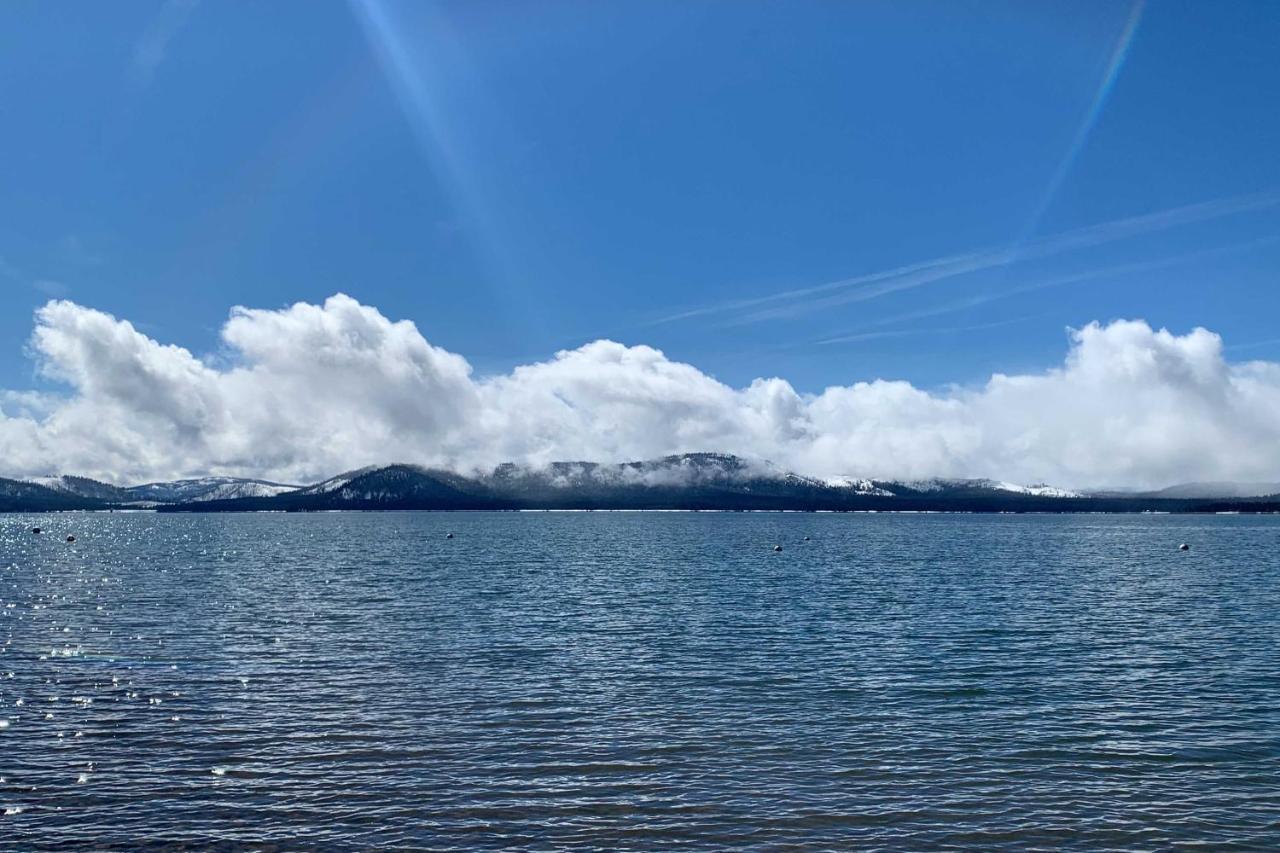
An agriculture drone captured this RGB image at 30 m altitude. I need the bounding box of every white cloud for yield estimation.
[2,293,1279,489]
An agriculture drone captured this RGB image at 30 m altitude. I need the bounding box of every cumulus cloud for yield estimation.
[2,293,1279,489]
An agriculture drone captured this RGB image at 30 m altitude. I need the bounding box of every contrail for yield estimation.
[1226,337,1280,353]
[653,190,1280,328]
[646,247,989,326]
[811,313,1052,347]
[835,235,1280,338]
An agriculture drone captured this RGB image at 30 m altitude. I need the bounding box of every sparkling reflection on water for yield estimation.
[1,511,1279,849]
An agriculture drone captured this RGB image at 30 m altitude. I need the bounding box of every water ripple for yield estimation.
[1,512,1279,848]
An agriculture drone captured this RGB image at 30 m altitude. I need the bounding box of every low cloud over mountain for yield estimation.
[2,293,1278,489]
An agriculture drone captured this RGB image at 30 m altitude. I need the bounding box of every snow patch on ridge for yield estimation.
[896,478,1080,498]
[129,477,299,502]
[295,466,381,495]
[820,475,896,496]
[992,481,1082,498]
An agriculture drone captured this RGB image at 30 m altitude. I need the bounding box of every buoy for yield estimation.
[772,544,783,552]
[32,527,41,535]
[66,535,75,543]
[445,532,454,539]
[803,536,811,541]
[1178,543,1190,551]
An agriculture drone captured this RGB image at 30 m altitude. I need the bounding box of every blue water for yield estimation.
[1,511,1279,849]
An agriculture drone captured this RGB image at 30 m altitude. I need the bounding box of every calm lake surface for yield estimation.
[1,511,1279,849]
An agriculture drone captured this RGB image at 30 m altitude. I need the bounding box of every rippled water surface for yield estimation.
[2,511,1279,849]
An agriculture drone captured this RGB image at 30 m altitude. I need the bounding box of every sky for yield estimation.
[1,0,1279,487]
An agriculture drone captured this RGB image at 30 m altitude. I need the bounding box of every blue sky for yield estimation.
[2,0,1278,396]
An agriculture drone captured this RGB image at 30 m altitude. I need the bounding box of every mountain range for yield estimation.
[3,453,1279,513]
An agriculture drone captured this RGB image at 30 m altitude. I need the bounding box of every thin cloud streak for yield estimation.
[649,249,984,326]
[655,190,1280,329]
[840,236,1280,337]
[729,192,1280,326]
[1226,338,1280,352]
[132,0,200,84]
[813,313,1051,347]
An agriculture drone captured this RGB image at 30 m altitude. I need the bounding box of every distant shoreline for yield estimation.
[5,505,1280,516]
[7,455,1280,515]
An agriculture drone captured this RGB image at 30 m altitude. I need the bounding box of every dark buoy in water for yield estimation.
[445,532,455,539]
[32,527,41,535]
[772,544,783,552]
[66,535,76,543]
[803,536,811,541]
[1178,543,1190,551]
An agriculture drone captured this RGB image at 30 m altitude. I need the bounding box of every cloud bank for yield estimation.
[2,293,1279,489]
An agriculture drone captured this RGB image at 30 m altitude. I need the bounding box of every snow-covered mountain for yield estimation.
[23,474,298,504]
[1,477,109,511]
[487,452,816,489]
[10,457,1089,511]
[820,476,897,497]
[7,456,1088,509]
[169,454,1085,511]
[25,475,133,503]
[8,455,1279,513]
[292,466,382,495]
[888,478,1081,498]
[479,452,888,505]
[295,464,488,504]
[124,477,299,503]
[1140,481,1280,500]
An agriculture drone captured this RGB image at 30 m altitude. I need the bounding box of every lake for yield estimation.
[2,511,1279,849]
